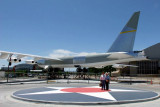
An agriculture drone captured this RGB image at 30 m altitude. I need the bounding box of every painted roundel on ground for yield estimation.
[12,86,159,104]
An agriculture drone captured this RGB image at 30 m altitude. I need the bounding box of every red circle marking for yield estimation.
[61,88,111,93]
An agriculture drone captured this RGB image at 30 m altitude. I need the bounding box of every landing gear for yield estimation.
[46,66,64,79]
[75,66,88,79]
[83,67,88,79]
[76,66,82,78]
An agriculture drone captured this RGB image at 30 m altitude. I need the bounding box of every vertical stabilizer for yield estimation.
[108,11,140,52]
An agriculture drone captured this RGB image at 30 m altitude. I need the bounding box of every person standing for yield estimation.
[100,72,106,90]
[105,73,110,90]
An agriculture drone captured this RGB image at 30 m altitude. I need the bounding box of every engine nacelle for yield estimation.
[43,65,53,72]
[25,60,37,64]
[7,58,21,63]
[112,64,126,69]
[112,64,138,69]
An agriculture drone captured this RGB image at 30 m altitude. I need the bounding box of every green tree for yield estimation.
[88,67,102,73]
[102,65,116,76]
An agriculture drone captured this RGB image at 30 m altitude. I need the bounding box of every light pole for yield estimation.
[7,54,12,83]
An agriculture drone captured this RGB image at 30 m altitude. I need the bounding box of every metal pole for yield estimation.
[130,76,132,85]
[7,63,9,83]
[88,73,89,84]
[67,74,69,84]
[47,70,49,84]
[7,54,12,83]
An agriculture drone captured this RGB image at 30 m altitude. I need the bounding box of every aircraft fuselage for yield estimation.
[37,52,145,68]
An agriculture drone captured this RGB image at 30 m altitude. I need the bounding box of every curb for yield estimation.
[11,93,160,105]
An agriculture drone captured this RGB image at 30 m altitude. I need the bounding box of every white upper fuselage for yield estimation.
[37,52,146,68]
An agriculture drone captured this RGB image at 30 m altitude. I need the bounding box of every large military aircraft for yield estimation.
[0,11,147,70]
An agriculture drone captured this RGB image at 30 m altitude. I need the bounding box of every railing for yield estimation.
[0,72,101,83]
[115,74,160,85]
[0,72,160,85]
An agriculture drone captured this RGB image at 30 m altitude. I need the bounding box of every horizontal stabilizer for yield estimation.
[112,64,138,69]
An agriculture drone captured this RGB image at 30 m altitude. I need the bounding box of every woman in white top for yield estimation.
[100,72,106,90]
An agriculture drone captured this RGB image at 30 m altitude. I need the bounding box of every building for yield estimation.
[122,43,160,76]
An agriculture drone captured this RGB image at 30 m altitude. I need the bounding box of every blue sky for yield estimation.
[0,0,160,67]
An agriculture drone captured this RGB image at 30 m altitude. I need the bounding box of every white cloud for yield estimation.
[49,49,98,58]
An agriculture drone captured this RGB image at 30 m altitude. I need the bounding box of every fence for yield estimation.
[0,72,160,85]
[115,74,160,85]
[0,72,101,83]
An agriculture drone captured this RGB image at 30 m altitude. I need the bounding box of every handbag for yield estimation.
[99,82,102,87]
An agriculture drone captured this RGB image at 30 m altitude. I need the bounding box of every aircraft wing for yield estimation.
[0,50,62,62]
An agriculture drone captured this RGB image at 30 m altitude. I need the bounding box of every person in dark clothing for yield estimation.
[105,73,110,90]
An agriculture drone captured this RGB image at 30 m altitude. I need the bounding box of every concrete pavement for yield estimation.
[0,81,160,107]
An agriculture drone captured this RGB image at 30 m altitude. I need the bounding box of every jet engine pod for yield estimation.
[7,58,21,63]
[25,60,37,64]
[18,59,21,62]
[44,65,54,72]
[112,64,125,69]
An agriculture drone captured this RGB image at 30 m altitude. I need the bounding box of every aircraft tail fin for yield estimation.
[108,11,140,52]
